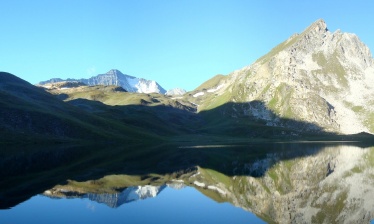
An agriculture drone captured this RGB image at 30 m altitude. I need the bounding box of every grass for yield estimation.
[194,74,226,91]
[1,76,201,143]
[3,71,374,145]
[203,168,232,187]
[198,89,232,112]
[255,33,300,65]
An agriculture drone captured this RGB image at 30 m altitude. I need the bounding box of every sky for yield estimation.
[1,0,374,91]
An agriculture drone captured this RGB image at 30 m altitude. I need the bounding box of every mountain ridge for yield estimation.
[3,19,374,143]
[190,19,374,134]
[39,69,167,94]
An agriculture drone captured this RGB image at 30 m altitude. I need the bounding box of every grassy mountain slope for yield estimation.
[0,72,159,143]
[46,84,202,137]
[47,81,332,141]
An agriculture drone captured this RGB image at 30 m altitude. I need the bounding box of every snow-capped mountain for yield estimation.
[165,88,187,96]
[39,69,166,94]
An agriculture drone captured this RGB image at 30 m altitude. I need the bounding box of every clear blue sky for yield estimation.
[1,0,374,91]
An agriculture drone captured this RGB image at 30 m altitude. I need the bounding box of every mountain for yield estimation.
[165,88,187,96]
[0,72,160,143]
[44,83,200,136]
[190,19,374,134]
[3,19,374,144]
[39,69,167,94]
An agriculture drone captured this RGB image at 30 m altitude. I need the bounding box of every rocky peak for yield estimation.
[105,69,125,77]
[210,19,374,134]
[290,19,329,54]
[307,19,328,34]
[106,69,118,75]
[297,19,328,42]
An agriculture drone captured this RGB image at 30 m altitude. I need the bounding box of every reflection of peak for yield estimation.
[87,185,166,208]
[43,185,167,208]
[167,181,186,190]
[135,185,166,199]
[196,144,374,223]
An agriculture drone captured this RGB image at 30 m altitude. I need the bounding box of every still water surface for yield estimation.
[1,186,263,224]
[1,142,374,223]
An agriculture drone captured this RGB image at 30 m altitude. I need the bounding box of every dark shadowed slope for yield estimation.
[0,72,159,143]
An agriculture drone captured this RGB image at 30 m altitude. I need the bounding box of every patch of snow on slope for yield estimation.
[193,92,205,97]
[207,185,226,195]
[193,181,205,187]
[207,84,224,93]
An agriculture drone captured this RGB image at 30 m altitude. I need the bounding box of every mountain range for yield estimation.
[2,19,374,143]
[39,69,167,94]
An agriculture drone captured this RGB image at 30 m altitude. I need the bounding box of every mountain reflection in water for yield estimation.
[44,185,167,208]
[1,142,374,223]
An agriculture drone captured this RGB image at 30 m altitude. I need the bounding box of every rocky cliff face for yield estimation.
[192,19,374,134]
[39,69,166,94]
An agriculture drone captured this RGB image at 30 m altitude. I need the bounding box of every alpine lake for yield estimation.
[2,141,374,223]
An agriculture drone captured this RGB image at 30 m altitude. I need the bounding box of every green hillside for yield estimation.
[0,72,159,143]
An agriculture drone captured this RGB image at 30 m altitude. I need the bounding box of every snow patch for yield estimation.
[193,92,205,97]
[207,84,224,93]
[190,171,200,178]
[207,185,226,195]
[193,181,205,187]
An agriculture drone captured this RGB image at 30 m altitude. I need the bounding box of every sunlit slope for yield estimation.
[190,19,374,134]
[46,83,202,137]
